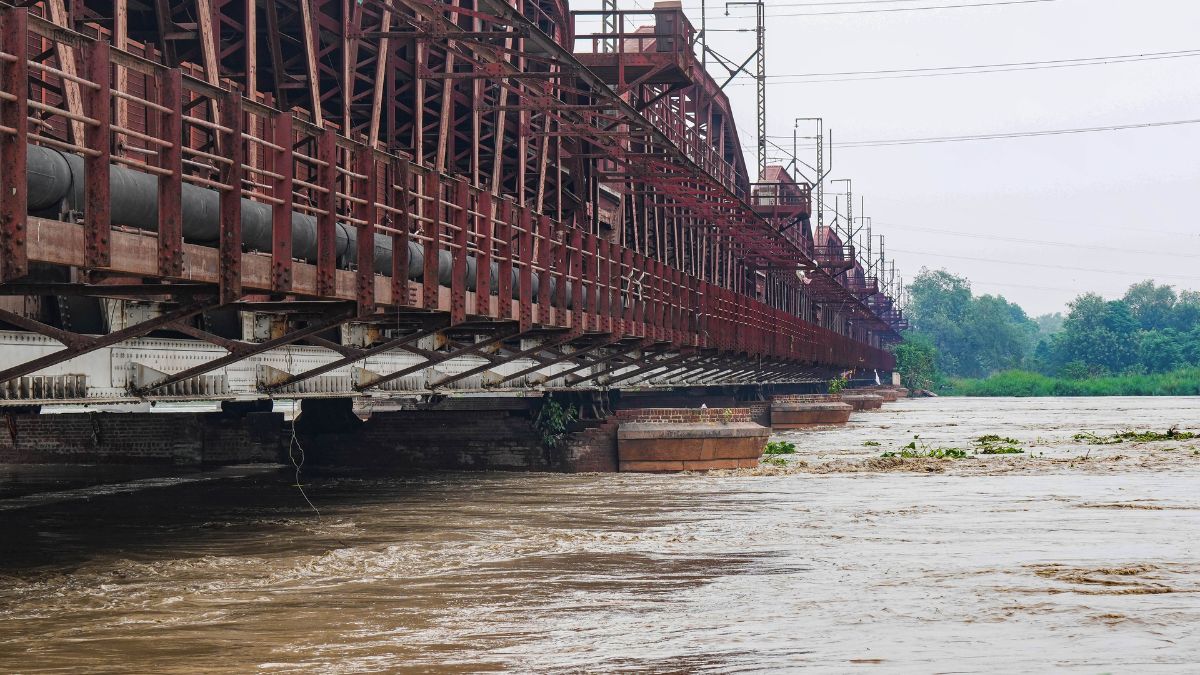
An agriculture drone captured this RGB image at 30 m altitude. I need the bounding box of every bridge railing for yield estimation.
[571,8,694,56]
[0,5,894,373]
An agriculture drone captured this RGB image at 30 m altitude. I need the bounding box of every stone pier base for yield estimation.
[858,385,911,401]
[770,395,853,429]
[615,408,770,472]
[0,404,284,465]
[841,393,885,411]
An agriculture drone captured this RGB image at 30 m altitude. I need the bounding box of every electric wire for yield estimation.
[734,49,1200,85]
[959,279,1122,294]
[874,222,1200,259]
[770,118,1200,149]
[709,0,1057,19]
[889,248,1200,281]
[280,346,319,518]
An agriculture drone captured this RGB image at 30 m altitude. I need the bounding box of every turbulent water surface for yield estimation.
[2,396,1199,672]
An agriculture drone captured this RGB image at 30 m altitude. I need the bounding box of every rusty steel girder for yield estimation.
[0,0,901,403]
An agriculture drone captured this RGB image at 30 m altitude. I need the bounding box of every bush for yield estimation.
[828,375,848,395]
[764,440,797,455]
[534,399,579,449]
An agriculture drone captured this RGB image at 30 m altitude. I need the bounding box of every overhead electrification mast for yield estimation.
[725,0,766,179]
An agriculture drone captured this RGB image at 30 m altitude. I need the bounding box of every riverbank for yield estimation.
[941,368,1200,397]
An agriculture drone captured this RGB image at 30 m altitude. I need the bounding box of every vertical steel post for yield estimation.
[518,207,533,331]
[583,232,598,333]
[0,7,28,281]
[271,112,294,293]
[82,40,111,270]
[450,178,469,324]
[475,190,494,316]
[315,127,337,296]
[157,69,184,278]
[218,89,244,303]
[570,227,583,335]
[422,171,441,310]
[496,199,514,320]
[599,238,614,335]
[622,247,635,336]
[536,214,552,325]
[355,148,376,315]
[392,157,411,307]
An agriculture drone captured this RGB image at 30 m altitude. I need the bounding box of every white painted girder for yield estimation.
[0,331,649,405]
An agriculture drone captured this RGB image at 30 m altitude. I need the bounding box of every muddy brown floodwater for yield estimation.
[1,396,1199,672]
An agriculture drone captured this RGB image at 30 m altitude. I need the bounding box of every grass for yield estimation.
[944,368,1200,397]
[763,440,798,455]
[1073,427,1197,445]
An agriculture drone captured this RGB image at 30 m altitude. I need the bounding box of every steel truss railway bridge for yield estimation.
[0,0,905,407]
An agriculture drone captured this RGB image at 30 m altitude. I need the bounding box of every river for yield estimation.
[1,396,1198,672]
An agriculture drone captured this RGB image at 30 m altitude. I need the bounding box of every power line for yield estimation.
[771,118,1200,148]
[965,279,1122,294]
[889,248,1200,281]
[740,49,1200,84]
[693,0,988,6]
[712,0,1057,19]
[875,222,1200,259]
[766,48,1200,79]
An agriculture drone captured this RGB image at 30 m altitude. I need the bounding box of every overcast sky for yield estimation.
[572,0,1200,317]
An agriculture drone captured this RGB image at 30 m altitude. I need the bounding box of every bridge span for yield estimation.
[0,0,906,469]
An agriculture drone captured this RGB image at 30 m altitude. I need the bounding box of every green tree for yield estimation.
[962,294,1037,375]
[1035,312,1065,337]
[1138,329,1184,373]
[1183,326,1200,365]
[908,269,972,375]
[1172,290,1200,332]
[893,332,938,391]
[907,269,1036,377]
[1053,294,1138,374]
[1123,280,1177,331]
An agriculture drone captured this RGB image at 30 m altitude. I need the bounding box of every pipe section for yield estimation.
[24,145,567,300]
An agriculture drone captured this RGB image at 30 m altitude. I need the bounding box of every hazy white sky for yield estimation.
[572,0,1200,316]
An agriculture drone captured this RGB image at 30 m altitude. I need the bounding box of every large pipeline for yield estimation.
[25,144,564,300]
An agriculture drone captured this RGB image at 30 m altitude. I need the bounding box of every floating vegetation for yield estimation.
[882,447,968,460]
[863,440,882,447]
[882,436,967,460]
[763,441,797,455]
[762,456,790,467]
[1073,426,1197,445]
[975,434,1025,455]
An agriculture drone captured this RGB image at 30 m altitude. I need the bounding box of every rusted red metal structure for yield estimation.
[0,0,903,402]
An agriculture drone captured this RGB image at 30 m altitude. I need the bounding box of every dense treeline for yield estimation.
[892,270,1200,395]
